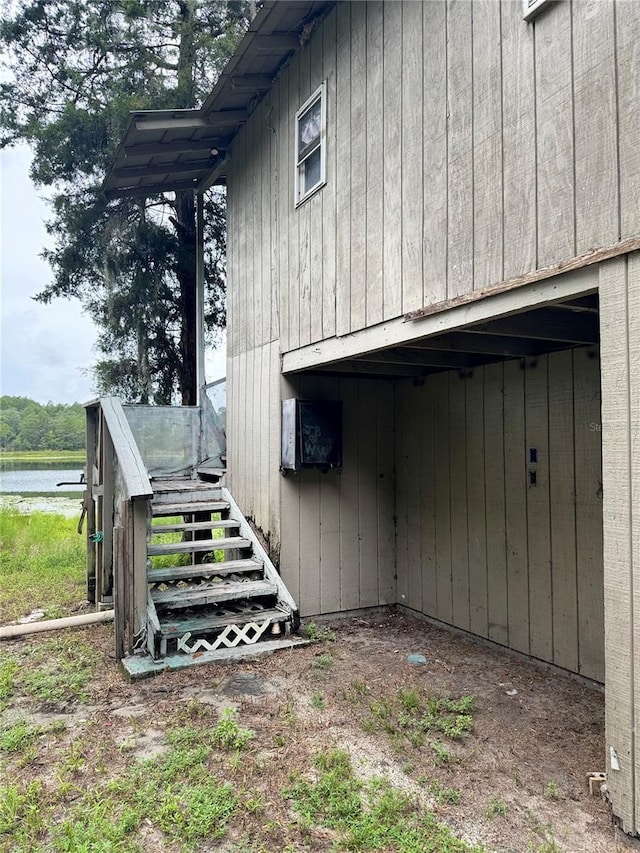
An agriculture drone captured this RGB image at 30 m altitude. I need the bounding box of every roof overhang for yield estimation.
[102,0,336,200]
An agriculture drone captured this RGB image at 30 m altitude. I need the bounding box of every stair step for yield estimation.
[152,578,278,609]
[147,536,250,556]
[150,519,239,534]
[151,500,230,517]
[148,558,263,585]
[158,604,290,638]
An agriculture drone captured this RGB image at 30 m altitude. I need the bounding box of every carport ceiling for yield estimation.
[308,293,600,379]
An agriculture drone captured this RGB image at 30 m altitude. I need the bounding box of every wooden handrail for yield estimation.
[99,397,153,500]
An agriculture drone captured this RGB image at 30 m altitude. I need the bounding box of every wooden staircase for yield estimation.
[122,478,303,677]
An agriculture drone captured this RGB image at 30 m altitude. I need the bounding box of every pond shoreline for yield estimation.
[0,494,85,519]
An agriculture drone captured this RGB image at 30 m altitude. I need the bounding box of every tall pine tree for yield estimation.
[0,0,249,403]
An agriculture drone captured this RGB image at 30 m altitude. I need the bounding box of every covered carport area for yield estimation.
[280,255,640,839]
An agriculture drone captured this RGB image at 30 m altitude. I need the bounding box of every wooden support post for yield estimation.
[113,525,125,661]
[196,192,205,408]
[600,254,638,837]
[131,499,149,652]
[85,405,98,604]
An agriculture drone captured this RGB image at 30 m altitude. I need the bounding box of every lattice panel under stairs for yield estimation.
[140,479,299,664]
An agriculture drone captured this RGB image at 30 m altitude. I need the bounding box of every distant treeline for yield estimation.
[0,397,85,452]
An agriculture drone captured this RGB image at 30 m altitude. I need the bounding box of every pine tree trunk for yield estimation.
[175,190,197,406]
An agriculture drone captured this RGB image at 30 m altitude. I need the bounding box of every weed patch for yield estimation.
[284,749,483,852]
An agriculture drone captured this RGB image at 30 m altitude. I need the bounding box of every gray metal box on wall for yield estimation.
[281,399,342,472]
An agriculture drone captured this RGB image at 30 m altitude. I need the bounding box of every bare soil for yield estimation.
[3,609,618,852]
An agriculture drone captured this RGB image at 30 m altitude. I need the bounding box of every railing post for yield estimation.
[85,405,98,604]
[131,498,149,650]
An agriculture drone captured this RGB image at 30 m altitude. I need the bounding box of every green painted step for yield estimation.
[158,605,291,638]
[150,519,239,534]
[151,578,278,609]
[147,536,250,556]
[151,499,229,517]
[148,558,263,584]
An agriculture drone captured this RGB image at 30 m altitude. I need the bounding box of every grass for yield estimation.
[0,507,86,621]
[2,637,99,706]
[283,748,483,852]
[0,450,85,463]
[487,796,508,818]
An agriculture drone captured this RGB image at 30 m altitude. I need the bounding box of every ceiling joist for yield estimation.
[134,111,247,132]
[112,159,216,180]
[123,137,230,158]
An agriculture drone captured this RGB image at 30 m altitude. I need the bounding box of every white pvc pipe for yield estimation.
[0,609,114,640]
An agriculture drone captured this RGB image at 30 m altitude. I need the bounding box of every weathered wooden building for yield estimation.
[102,0,639,838]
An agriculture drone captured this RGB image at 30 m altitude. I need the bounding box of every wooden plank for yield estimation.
[472,0,502,290]
[447,0,473,298]
[113,526,124,660]
[349,1,367,333]
[268,88,279,343]
[277,65,291,351]
[298,47,312,348]
[365,1,384,327]
[382,0,402,320]
[572,0,618,253]
[484,363,508,645]
[466,367,487,638]
[322,10,338,339]
[525,357,553,662]
[419,375,437,618]
[433,372,452,624]
[501,0,535,280]
[599,256,635,833]
[573,346,604,682]
[288,56,301,350]
[319,376,341,612]
[298,375,321,614]
[617,0,640,238]
[376,379,396,605]
[405,237,638,322]
[547,349,578,673]
[422,0,447,306]
[449,372,470,631]
[630,254,640,832]
[132,498,149,644]
[268,342,280,546]
[405,382,423,612]
[251,109,261,350]
[357,380,380,608]
[335,1,351,337]
[535,0,575,266]
[394,381,409,609]
[503,359,529,655]
[401,0,423,315]
[279,376,301,608]
[84,406,98,603]
[99,397,152,499]
[340,378,360,610]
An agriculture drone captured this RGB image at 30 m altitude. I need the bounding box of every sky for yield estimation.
[0,144,225,405]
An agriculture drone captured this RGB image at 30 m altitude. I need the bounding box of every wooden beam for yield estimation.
[230,73,274,90]
[105,179,198,199]
[404,236,640,322]
[403,331,539,357]
[135,110,247,132]
[282,265,598,374]
[356,347,474,369]
[252,33,301,52]
[124,137,230,158]
[112,159,214,180]
[196,156,230,193]
[308,360,425,378]
[468,308,599,344]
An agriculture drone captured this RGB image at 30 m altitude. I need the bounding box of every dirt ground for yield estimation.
[3,608,619,852]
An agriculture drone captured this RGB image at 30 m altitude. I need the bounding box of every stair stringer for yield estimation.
[220,486,299,627]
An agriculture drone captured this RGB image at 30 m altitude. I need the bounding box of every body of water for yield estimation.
[0,461,86,494]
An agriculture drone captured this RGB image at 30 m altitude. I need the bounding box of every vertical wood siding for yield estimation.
[394,349,604,682]
[600,254,639,836]
[278,376,396,616]
[227,341,282,555]
[227,0,632,358]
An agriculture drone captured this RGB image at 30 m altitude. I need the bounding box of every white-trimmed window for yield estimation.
[295,82,326,206]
